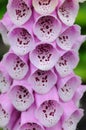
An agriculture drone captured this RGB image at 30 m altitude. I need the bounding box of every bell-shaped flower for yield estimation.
[7,0,32,26]
[0,63,13,93]
[35,87,63,127]
[9,80,34,111]
[19,104,44,130]
[58,0,79,26]
[62,109,83,130]
[57,74,81,102]
[0,93,14,127]
[32,0,58,15]
[8,26,35,56]
[29,68,57,94]
[3,110,20,130]
[55,51,79,77]
[30,43,59,70]
[3,52,29,80]
[33,15,61,42]
[56,25,81,51]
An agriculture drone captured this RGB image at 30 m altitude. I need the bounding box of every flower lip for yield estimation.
[4,53,29,80]
[58,0,79,26]
[7,0,32,25]
[33,15,61,42]
[30,43,59,71]
[32,0,58,15]
[8,27,35,56]
[9,84,34,111]
[29,69,57,94]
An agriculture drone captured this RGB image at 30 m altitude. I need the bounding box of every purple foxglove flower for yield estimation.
[0,93,14,127]
[32,0,58,15]
[56,25,81,51]
[29,68,57,94]
[0,63,13,93]
[3,52,29,80]
[0,22,9,45]
[73,85,86,107]
[62,109,83,130]
[57,74,81,102]
[3,110,20,130]
[7,0,32,26]
[33,15,61,42]
[55,51,79,77]
[30,43,59,70]
[58,0,79,26]
[35,87,63,127]
[8,26,35,56]
[9,80,34,111]
[19,105,44,130]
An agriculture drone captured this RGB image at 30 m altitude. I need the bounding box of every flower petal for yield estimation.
[55,51,79,77]
[62,109,83,130]
[58,0,79,26]
[56,25,81,51]
[58,75,81,102]
[33,15,61,42]
[3,53,29,80]
[35,100,63,127]
[29,69,57,94]
[30,43,59,70]
[32,0,58,15]
[7,0,32,25]
[9,82,34,111]
[8,27,35,56]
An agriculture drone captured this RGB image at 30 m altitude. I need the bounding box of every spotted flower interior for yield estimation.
[0,0,86,130]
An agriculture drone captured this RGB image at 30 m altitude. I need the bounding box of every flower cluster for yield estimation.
[0,0,86,130]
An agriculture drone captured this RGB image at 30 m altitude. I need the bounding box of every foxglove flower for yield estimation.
[0,0,86,130]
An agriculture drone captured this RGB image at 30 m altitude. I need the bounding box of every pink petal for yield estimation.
[32,0,58,15]
[29,69,57,94]
[8,27,35,56]
[57,74,81,102]
[7,0,32,25]
[55,51,79,77]
[35,87,63,127]
[3,52,29,80]
[0,94,14,127]
[58,0,79,26]
[62,109,84,130]
[56,25,81,51]
[9,81,34,111]
[30,43,59,70]
[0,63,13,93]
[33,15,61,42]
